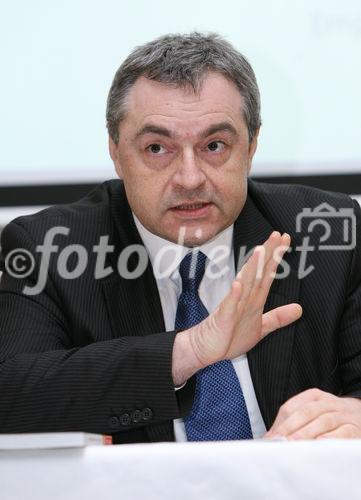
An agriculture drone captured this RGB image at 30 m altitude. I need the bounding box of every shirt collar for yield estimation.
[133,213,234,281]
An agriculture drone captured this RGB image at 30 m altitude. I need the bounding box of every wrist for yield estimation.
[172,328,203,387]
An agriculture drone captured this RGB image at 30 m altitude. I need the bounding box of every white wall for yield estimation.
[0,0,360,186]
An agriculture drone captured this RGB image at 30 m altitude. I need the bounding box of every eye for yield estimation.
[206,141,226,152]
[147,143,167,154]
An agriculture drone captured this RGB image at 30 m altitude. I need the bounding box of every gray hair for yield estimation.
[106,32,261,143]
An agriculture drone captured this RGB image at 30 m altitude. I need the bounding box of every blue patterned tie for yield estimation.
[175,251,253,441]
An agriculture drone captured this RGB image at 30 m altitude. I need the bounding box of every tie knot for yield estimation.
[178,251,207,291]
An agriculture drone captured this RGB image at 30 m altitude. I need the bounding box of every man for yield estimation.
[0,33,361,443]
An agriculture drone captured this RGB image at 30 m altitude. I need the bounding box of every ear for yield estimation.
[247,128,260,175]
[109,136,123,178]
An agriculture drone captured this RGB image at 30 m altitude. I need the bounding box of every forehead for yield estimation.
[124,72,245,137]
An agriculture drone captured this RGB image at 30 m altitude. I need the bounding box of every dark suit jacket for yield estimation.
[0,179,361,444]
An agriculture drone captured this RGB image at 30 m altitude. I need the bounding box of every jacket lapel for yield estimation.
[233,190,301,429]
[101,181,165,339]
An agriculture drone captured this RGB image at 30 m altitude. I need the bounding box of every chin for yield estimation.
[183,238,209,248]
[180,228,220,248]
[157,229,209,247]
[158,220,225,247]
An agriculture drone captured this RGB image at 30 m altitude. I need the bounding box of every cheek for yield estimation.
[211,164,248,201]
[124,174,165,219]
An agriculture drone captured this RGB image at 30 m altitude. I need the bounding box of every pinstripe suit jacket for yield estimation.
[0,179,360,444]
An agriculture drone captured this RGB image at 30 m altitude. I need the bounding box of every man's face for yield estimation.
[109,72,258,246]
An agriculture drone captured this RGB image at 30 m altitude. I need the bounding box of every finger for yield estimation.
[235,245,266,304]
[215,236,284,328]
[286,411,344,440]
[317,424,361,439]
[256,230,283,270]
[236,231,281,283]
[258,231,285,280]
[266,399,340,438]
[261,303,302,337]
[259,233,291,294]
[217,280,243,319]
[249,234,290,311]
[267,388,336,433]
[236,232,282,303]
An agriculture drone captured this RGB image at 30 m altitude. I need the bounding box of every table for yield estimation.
[0,439,360,500]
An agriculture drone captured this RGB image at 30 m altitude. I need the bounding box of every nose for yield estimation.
[172,148,206,190]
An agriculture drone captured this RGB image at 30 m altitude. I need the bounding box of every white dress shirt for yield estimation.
[133,215,266,440]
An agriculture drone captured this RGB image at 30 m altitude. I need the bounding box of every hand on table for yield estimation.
[265,388,361,439]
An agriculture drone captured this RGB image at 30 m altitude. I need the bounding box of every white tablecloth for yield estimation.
[0,439,360,500]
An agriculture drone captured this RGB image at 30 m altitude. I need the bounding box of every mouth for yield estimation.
[170,202,213,218]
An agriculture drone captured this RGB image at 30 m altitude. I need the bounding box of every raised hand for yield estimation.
[172,231,302,385]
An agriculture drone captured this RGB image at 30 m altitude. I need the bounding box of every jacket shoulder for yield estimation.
[249,179,354,209]
[248,179,356,233]
[1,180,125,249]
[8,179,122,225]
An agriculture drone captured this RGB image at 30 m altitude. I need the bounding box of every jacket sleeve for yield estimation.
[338,200,361,398]
[0,220,191,435]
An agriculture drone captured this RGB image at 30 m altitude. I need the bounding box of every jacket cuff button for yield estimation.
[120,413,131,426]
[131,409,142,423]
[108,416,120,430]
[141,407,153,421]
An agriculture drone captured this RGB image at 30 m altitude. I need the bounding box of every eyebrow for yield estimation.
[135,125,173,139]
[200,122,238,139]
[135,121,238,140]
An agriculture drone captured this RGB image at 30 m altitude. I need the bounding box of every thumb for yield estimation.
[261,304,302,337]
